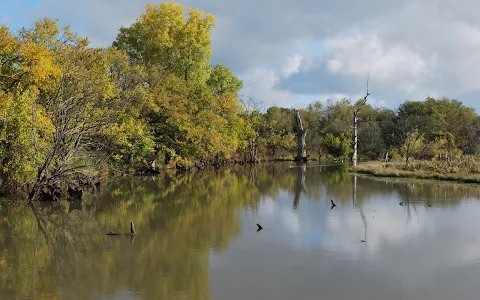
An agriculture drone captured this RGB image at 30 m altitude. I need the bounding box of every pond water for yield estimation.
[2,163,480,299]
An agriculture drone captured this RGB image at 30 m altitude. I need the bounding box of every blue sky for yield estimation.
[3,0,480,112]
[2,0,40,29]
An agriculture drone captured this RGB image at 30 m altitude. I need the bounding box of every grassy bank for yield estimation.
[352,159,480,184]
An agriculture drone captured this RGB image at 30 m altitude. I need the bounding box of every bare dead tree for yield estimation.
[352,73,371,166]
[294,110,307,162]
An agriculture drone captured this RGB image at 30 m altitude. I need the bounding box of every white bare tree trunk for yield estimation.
[353,111,359,166]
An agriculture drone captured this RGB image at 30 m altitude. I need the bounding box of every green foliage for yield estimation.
[428,131,461,157]
[207,64,243,95]
[3,2,480,197]
[114,2,247,166]
[359,121,385,159]
[321,133,352,159]
[0,91,53,191]
[396,98,476,151]
[114,1,215,83]
[261,107,296,159]
[401,129,425,163]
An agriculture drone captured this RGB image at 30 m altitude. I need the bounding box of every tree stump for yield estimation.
[130,222,136,235]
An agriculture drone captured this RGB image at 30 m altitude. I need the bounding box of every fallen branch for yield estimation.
[106,222,138,236]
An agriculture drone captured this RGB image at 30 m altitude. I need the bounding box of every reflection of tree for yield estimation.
[360,208,367,242]
[293,163,307,210]
[1,164,480,299]
[326,171,480,207]
[353,175,367,242]
[352,175,357,207]
[402,183,419,225]
[0,170,266,300]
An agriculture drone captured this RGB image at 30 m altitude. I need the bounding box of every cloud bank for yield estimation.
[12,0,480,110]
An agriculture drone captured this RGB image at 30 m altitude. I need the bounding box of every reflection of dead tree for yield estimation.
[403,183,419,225]
[30,228,39,298]
[293,163,307,210]
[402,184,412,224]
[352,175,357,207]
[29,202,56,253]
[353,174,367,242]
[360,208,367,243]
[247,165,257,187]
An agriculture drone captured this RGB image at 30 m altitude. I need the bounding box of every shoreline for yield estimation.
[351,162,480,185]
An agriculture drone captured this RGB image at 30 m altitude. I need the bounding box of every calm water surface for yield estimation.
[2,163,480,299]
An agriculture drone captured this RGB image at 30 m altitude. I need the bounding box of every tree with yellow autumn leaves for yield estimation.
[2,1,480,200]
[1,2,251,199]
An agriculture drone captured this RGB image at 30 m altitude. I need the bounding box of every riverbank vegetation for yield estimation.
[353,158,480,184]
[2,1,480,199]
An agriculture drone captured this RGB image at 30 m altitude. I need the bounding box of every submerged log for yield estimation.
[106,222,137,236]
[106,231,121,236]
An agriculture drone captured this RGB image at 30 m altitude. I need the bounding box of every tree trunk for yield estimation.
[248,139,257,163]
[294,110,307,162]
[352,111,359,166]
[351,73,371,167]
[150,159,156,171]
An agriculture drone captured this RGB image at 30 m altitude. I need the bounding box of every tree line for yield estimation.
[250,96,480,163]
[1,1,479,199]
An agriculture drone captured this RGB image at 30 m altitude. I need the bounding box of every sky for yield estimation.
[3,0,480,111]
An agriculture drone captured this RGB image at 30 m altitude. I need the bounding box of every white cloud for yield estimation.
[240,68,292,108]
[281,54,303,77]
[10,0,480,111]
[325,31,434,94]
[240,54,306,107]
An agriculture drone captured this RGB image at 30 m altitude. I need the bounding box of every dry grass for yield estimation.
[352,157,480,184]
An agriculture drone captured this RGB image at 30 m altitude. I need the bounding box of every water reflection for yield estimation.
[1,163,480,299]
[293,163,307,210]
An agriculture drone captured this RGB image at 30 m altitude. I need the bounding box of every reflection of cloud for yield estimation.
[258,189,480,268]
[259,192,301,235]
[260,196,277,215]
[282,210,300,234]
[213,174,480,299]
[430,203,480,267]
[324,202,428,257]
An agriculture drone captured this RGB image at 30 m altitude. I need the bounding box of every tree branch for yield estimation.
[355,73,371,113]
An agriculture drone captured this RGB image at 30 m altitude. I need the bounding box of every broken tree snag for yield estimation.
[294,110,307,162]
[352,73,371,167]
[130,222,136,235]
